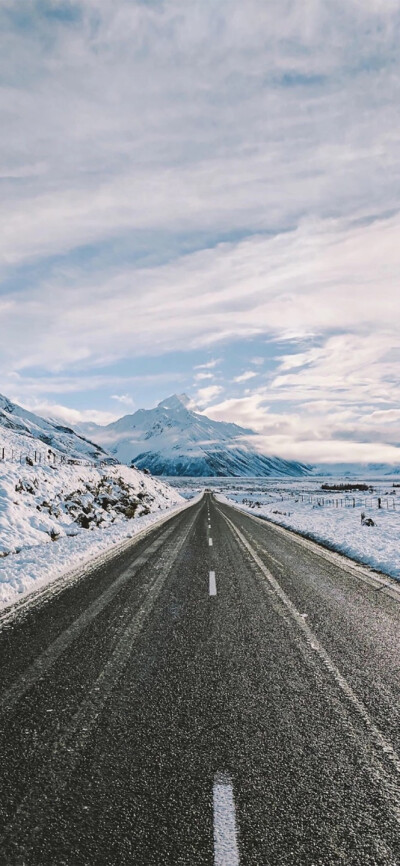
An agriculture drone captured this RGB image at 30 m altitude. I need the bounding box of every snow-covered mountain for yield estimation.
[80,393,311,477]
[0,394,107,462]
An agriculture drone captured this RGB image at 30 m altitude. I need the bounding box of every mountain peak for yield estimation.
[84,392,312,477]
[157,393,192,411]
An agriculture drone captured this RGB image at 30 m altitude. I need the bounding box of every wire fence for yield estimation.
[242,491,398,511]
[296,493,397,510]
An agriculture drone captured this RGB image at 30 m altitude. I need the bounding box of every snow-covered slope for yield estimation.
[81,394,311,477]
[0,394,106,462]
[0,460,185,608]
[0,460,183,557]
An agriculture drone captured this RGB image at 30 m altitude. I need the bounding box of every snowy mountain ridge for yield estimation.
[0,393,106,462]
[80,393,312,477]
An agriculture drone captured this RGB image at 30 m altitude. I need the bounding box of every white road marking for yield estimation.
[222,513,400,780]
[209,538,213,547]
[209,571,217,596]
[213,773,240,866]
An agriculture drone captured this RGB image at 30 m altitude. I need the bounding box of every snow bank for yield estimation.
[0,461,188,610]
[217,479,400,580]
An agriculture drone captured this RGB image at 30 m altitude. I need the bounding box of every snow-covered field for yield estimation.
[0,461,186,610]
[211,477,400,581]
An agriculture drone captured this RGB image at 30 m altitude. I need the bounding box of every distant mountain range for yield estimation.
[312,462,400,477]
[0,394,106,462]
[79,393,312,477]
[2,392,399,478]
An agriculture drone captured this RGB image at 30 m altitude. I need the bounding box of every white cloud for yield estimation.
[111,393,135,409]
[1,214,399,371]
[234,371,258,383]
[196,385,223,407]
[205,387,400,463]
[194,359,221,370]
[18,400,118,428]
[0,371,184,406]
[1,0,400,271]
[194,372,214,381]
[271,332,400,406]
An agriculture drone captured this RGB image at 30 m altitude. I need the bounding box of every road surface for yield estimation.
[0,493,399,865]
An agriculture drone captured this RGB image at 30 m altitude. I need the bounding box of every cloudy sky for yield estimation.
[1,0,400,463]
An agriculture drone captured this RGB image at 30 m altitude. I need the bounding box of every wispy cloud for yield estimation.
[234,371,258,383]
[194,359,221,370]
[196,385,223,407]
[194,372,214,381]
[23,400,119,427]
[2,215,399,369]
[111,393,135,409]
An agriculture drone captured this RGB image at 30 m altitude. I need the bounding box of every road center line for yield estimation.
[209,538,213,547]
[222,512,400,780]
[213,773,240,866]
[209,571,217,596]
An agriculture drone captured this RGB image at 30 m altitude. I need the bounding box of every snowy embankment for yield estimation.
[217,481,400,580]
[0,461,189,610]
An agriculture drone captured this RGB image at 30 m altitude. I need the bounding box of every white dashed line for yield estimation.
[213,773,240,865]
[209,538,213,547]
[209,571,217,596]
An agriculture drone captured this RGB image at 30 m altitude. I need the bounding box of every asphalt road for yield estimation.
[0,492,399,865]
